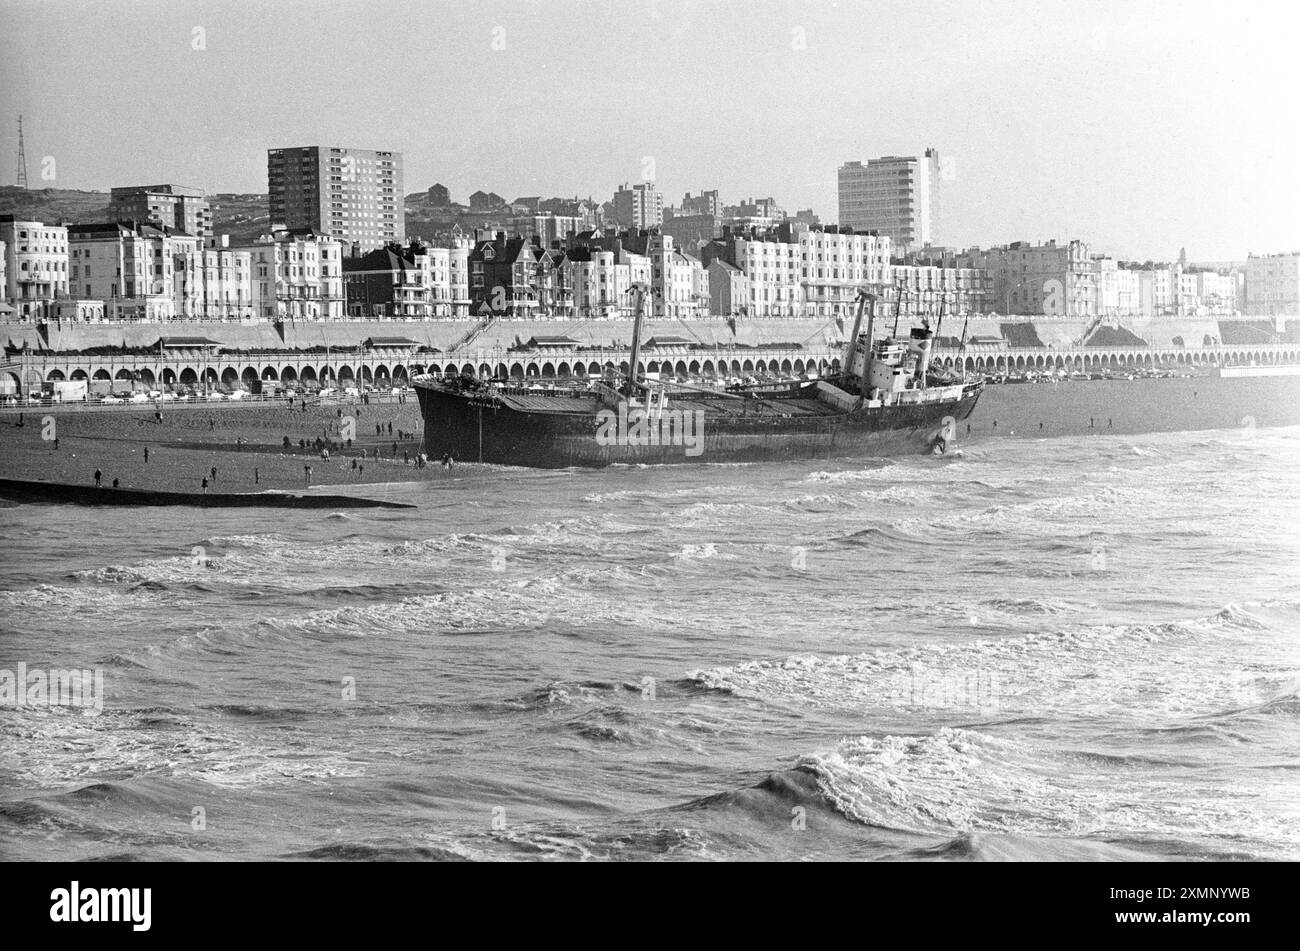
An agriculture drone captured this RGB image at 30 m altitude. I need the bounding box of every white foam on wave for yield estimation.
[0,582,169,614]
[803,466,897,486]
[797,726,1299,857]
[0,705,366,790]
[690,602,1300,723]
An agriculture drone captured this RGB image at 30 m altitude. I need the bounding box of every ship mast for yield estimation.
[958,309,971,380]
[843,289,868,372]
[625,281,652,400]
[844,289,877,396]
[860,291,877,396]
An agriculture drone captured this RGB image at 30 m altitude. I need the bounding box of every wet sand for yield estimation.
[0,399,448,497]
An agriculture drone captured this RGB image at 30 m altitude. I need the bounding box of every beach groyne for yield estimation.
[0,477,415,508]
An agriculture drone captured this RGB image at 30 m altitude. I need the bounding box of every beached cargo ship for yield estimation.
[414,287,983,467]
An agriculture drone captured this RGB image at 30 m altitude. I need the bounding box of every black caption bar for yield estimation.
[7,860,1290,939]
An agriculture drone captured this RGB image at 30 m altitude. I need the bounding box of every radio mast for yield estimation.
[16,114,29,188]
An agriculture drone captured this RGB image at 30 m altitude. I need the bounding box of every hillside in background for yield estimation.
[0,185,269,241]
[0,186,109,224]
[0,187,442,245]
[208,193,270,243]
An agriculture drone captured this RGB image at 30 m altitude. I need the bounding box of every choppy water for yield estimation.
[2,426,1298,861]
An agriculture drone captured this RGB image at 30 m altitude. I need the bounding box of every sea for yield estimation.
[2,422,1298,861]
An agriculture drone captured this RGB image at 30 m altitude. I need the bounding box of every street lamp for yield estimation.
[1005,279,1024,315]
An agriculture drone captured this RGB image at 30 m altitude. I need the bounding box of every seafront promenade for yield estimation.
[3,315,1298,398]
[3,342,1296,400]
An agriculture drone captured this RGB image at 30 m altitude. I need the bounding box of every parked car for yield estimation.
[99,395,125,404]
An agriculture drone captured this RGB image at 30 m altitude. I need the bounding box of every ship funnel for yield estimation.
[911,326,934,386]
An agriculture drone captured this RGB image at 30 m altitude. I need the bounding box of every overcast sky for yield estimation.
[2,0,1296,261]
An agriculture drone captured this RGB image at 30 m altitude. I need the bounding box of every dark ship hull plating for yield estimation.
[415,379,983,468]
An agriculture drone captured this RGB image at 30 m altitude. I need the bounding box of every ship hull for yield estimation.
[415,380,982,468]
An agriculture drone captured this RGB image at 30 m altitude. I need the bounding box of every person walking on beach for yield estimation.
[94,469,102,488]
[254,467,259,485]
[144,446,149,463]
[201,477,209,494]
[304,464,312,487]
[210,466,218,483]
